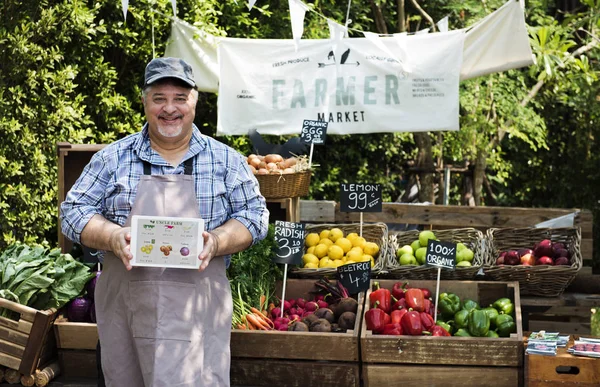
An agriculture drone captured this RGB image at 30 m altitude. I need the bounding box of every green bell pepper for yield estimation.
[467,309,490,337]
[453,309,470,329]
[439,292,461,318]
[436,321,453,335]
[492,297,514,316]
[482,307,500,328]
[485,330,500,338]
[495,314,516,337]
[461,299,480,311]
[454,328,472,337]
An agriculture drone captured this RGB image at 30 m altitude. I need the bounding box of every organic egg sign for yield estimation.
[273,220,305,265]
[340,183,382,212]
[300,119,328,145]
[425,239,457,270]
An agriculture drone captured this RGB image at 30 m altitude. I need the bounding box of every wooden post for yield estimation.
[34,361,60,386]
[20,374,35,386]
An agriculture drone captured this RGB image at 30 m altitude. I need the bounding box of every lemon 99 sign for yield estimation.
[340,183,382,212]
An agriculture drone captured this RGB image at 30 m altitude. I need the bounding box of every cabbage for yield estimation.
[67,296,92,322]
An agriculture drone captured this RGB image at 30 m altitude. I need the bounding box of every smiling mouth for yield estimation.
[159,116,182,123]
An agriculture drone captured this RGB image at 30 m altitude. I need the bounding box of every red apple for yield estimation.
[554,257,570,266]
[505,250,520,265]
[537,256,554,265]
[496,256,505,265]
[518,248,534,258]
[520,253,536,266]
[534,239,552,258]
[553,248,569,259]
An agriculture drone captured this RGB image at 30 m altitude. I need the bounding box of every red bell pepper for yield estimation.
[420,288,432,299]
[423,299,434,316]
[431,325,451,336]
[365,306,388,334]
[392,297,407,310]
[392,281,407,300]
[369,282,391,313]
[420,311,435,332]
[391,309,408,325]
[405,288,425,312]
[382,323,403,335]
[401,310,423,336]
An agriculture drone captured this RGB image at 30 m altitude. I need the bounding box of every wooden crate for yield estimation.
[230,279,364,386]
[361,279,524,367]
[0,298,57,375]
[363,364,522,387]
[57,349,98,379]
[526,346,600,386]
[53,316,98,350]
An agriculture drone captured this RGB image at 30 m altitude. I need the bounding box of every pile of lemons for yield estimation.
[302,227,380,269]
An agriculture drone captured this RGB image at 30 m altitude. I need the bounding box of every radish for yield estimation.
[271,307,281,320]
[317,300,329,309]
[295,307,305,316]
[289,307,298,316]
[314,294,325,302]
[305,301,318,312]
[282,300,292,311]
[288,299,297,308]
[296,298,306,309]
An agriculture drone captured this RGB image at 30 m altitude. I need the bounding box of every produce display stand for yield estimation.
[0,298,57,376]
[230,279,364,387]
[525,335,600,386]
[360,279,523,387]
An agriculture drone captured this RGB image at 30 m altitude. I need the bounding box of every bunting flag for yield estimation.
[327,19,347,40]
[247,0,257,10]
[416,28,430,35]
[289,0,308,49]
[437,16,449,32]
[171,0,177,16]
[121,0,128,20]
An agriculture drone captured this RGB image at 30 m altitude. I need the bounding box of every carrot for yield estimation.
[246,313,270,330]
[259,294,267,311]
[250,308,274,328]
[267,302,275,314]
[236,323,247,330]
[261,310,268,318]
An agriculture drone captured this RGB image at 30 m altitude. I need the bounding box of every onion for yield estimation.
[249,157,261,168]
[67,296,92,322]
[266,162,278,171]
[257,168,269,175]
[283,168,295,174]
[284,157,298,168]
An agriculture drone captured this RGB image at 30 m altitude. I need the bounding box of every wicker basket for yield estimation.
[255,170,311,199]
[385,228,486,280]
[290,222,389,278]
[484,227,583,297]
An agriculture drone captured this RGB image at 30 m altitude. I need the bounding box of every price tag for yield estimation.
[425,240,457,270]
[300,119,328,145]
[273,220,305,265]
[337,261,371,295]
[340,183,382,212]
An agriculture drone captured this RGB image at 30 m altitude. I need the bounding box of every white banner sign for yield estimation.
[217,30,465,135]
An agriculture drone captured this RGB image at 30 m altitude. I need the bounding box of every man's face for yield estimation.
[143,81,197,140]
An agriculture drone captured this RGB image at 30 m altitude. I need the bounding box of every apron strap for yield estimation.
[142,158,194,175]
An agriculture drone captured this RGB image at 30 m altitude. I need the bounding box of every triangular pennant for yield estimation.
[121,0,128,21]
[327,19,347,40]
[171,0,177,16]
[248,0,258,11]
[416,28,431,35]
[437,16,449,32]
[288,0,308,50]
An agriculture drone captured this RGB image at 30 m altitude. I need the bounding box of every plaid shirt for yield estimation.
[60,124,269,260]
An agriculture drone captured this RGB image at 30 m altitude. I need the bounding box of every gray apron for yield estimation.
[95,158,232,387]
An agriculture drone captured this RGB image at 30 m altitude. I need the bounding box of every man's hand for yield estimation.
[109,227,133,270]
[198,231,220,272]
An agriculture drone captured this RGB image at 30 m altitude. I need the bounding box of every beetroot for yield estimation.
[310,318,331,332]
[338,311,357,330]
[336,298,358,316]
[289,321,309,331]
[302,313,319,326]
[314,308,335,323]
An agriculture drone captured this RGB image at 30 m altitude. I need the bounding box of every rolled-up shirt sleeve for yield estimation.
[60,152,110,244]
[227,158,269,246]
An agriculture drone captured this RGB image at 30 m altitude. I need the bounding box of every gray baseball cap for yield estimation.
[143,57,196,88]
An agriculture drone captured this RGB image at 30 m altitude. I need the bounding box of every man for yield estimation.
[60,57,269,387]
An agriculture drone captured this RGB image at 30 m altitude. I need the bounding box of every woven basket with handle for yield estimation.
[290,222,389,278]
[484,227,582,297]
[384,228,486,280]
[255,170,311,199]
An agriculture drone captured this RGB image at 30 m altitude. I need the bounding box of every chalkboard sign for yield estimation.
[425,240,457,270]
[337,262,371,294]
[273,220,305,265]
[300,119,328,145]
[340,183,382,212]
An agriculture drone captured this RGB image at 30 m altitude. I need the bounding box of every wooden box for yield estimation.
[0,298,57,375]
[526,341,600,386]
[230,279,364,387]
[361,279,524,367]
[53,316,98,350]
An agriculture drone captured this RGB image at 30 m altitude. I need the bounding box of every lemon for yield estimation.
[319,229,331,240]
[327,245,344,260]
[319,257,331,268]
[352,236,367,249]
[345,260,356,264]
[314,243,329,258]
[346,248,363,262]
[333,259,345,267]
[307,246,315,255]
[319,238,334,247]
[364,242,380,257]
[329,228,344,242]
[305,233,321,247]
[370,256,375,268]
[304,262,318,269]
[346,232,359,241]
[335,237,353,253]
[302,253,319,265]
[325,260,338,268]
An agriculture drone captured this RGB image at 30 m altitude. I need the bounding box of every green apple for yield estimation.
[410,239,421,253]
[457,248,474,263]
[399,253,416,266]
[419,230,436,247]
[456,260,472,267]
[456,242,467,252]
[415,247,427,265]
[396,245,414,258]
